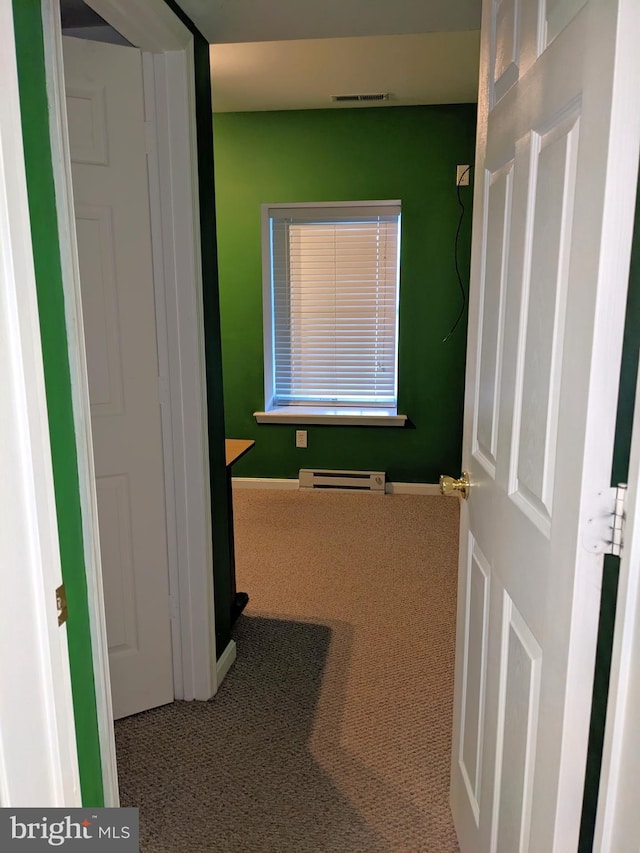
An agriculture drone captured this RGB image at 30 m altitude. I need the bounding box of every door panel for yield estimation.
[492,0,521,102]
[96,475,137,656]
[74,205,123,416]
[492,594,542,853]
[546,0,589,47]
[451,0,640,850]
[457,535,491,823]
[63,36,173,720]
[474,161,513,478]
[65,85,108,166]
[511,113,579,531]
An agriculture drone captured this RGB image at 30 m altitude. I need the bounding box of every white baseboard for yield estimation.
[232,477,299,490]
[385,482,442,495]
[232,476,442,495]
[216,639,237,688]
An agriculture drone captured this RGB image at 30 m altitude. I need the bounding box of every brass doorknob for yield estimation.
[439,471,471,500]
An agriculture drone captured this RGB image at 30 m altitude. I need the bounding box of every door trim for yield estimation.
[41,0,219,806]
[41,0,119,805]
[594,358,640,850]
[1,0,80,806]
[141,47,218,701]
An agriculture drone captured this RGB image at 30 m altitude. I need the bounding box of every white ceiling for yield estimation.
[176,0,481,44]
[185,0,483,113]
[210,32,480,113]
[65,1,482,113]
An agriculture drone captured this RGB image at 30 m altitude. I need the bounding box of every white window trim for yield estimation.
[254,407,407,426]
[259,200,406,425]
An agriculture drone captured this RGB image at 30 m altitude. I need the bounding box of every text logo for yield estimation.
[0,809,138,850]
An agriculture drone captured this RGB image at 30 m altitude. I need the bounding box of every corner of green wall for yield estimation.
[214,105,476,483]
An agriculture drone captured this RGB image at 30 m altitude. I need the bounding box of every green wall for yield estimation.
[214,106,476,483]
[13,0,103,806]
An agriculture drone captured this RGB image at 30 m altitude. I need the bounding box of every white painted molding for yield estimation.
[232,477,300,490]
[216,640,237,688]
[254,409,407,426]
[594,364,640,850]
[144,44,217,702]
[1,1,80,805]
[142,52,183,700]
[41,0,119,807]
[232,477,444,496]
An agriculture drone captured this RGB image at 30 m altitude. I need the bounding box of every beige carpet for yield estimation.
[116,489,461,852]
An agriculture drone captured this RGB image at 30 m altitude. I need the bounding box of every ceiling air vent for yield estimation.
[332,93,389,103]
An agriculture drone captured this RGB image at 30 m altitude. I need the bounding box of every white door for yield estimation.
[63,36,173,720]
[449,1,640,850]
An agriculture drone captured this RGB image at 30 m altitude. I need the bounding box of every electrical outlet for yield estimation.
[295,430,307,448]
[456,165,470,186]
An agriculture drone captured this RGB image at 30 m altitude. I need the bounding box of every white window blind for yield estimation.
[266,203,401,408]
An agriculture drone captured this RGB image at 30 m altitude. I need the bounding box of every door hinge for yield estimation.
[583,484,627,557]
[56,584,68,626]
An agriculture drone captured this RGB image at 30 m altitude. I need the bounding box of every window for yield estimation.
[256,201,406,426]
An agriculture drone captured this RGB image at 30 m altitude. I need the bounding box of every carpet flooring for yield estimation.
[115,490,461,852]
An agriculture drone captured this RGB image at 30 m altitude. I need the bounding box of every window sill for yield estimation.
[253,407,407,426]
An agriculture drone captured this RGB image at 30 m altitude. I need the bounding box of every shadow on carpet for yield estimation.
[116,614,386,852]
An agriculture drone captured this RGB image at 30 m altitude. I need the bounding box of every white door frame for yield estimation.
[0,0,80,807]
[41,0,231,806]
[594,356,640,850]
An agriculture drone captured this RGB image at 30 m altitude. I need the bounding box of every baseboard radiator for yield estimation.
[299,468,386,493]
